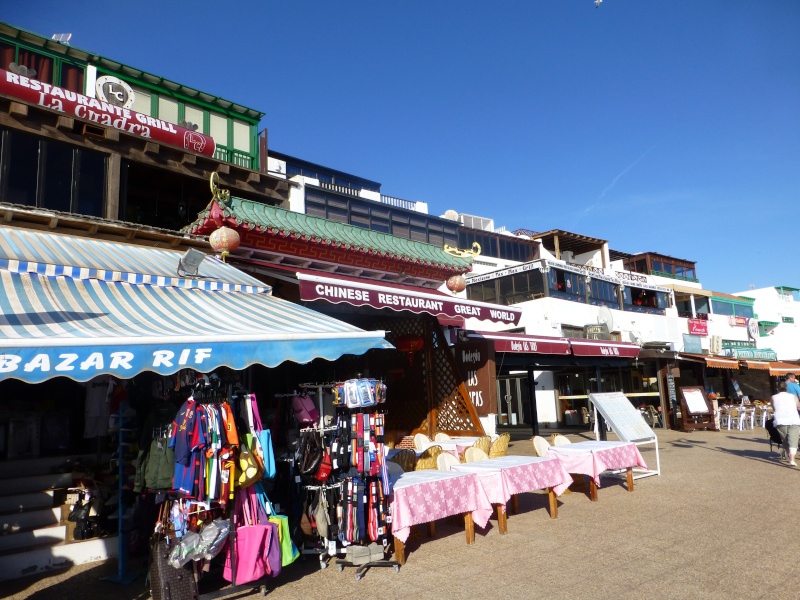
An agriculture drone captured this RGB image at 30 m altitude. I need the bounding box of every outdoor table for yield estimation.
[390,469,493,564]
[450,456,572,533]
[547,441,647,501]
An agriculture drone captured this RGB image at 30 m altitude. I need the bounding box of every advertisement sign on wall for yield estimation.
[454,339,496,416]
[688,319,709,336]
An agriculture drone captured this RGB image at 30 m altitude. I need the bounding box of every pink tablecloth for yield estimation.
[450,456,573,512]
[547,441,647,487]
[390,470,493,543]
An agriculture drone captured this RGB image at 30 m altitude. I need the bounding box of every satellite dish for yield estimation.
[443,209,459,221]
[598,306,614,331]
[628,331,642,346]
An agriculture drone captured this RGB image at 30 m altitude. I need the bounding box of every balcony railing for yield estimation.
[651,270,699,283]
[380,195,420,211]
[678,311,709,320]
[213,145,256,170]
[319,182,360,197]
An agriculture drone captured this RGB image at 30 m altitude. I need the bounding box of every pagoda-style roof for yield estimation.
[185,197,473,278]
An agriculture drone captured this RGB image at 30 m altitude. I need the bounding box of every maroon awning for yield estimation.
[296,272,522,325]
[466,331,571,355]
[569,339,640,358]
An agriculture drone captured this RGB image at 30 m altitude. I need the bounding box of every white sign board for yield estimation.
[681,388,710,414]
[589,391,656,443]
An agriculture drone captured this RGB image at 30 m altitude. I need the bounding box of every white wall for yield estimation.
[732,287,800,360]
[287,175,307,213]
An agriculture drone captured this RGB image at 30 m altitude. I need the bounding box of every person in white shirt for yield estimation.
[772,382,800,466]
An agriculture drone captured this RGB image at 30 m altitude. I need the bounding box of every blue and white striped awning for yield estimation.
[0,227,392,383]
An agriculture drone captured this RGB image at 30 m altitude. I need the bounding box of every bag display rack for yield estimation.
[291,379,400,580]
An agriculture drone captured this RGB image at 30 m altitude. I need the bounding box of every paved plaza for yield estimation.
[6,426,796,600]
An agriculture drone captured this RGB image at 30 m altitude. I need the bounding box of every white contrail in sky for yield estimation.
[571,142,660,226]
[598,143,659,201]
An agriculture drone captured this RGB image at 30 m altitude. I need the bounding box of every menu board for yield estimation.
[681,387,710,415]
[589,391,656,443]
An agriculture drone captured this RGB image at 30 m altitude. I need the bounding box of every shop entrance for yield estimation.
[496,376,530,426]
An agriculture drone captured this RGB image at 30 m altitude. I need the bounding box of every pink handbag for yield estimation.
[223,486,280,584]
[292,392,319,425]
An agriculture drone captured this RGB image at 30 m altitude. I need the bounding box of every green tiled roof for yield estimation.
[186,197,473,272]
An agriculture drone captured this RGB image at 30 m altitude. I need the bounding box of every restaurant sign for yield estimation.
[725,348,778,361]
[454,339,496,416]
[722,339,755,349]
[0,69,216,157]
[728,315,748,327]
[688,319,708,336]
[298,274,521,325]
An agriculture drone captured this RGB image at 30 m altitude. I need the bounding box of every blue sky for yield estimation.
[4,1,799,293]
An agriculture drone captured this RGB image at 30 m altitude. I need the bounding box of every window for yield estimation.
[16,47,53,83]
[0,128,106,216]
[158,96,179,125]
[711,299,753,318]
[59,63,84,92]
[75,150,106,216]
[695,297,710,314]
[589,279,620,308]
[622,286,669,313]
[391,214,409,238]
[209,114,228,146]
[711,300,734,316]
[561,326,584,339]
[0,42,14,72]
[131,85,152,116]
[232,119,251,153]
[1,40,85,93]
[183,105,204,130]
[41,140,74,212]
[5,129,39,206]
[458,230,535,261]
[467,280,498,304]
[548,268,585,302]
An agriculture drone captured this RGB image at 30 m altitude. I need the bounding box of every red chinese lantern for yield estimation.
[395,334,424,366]
[209,226,240,262]
[446,274,466,294]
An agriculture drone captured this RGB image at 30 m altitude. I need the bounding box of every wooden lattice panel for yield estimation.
[429,322,484,435]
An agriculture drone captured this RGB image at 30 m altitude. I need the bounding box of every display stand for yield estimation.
[101,403,137,585]
[589,392,660,480]
[679,386,717,432]
[295,382,346,570]
[293,380,399,580]
[335,555,400,581]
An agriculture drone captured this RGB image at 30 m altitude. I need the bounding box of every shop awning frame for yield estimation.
[679,353,739,369]
[568,338,641,358]
[741,360,771,371]
[466,331,640,359]
[465,331,571,355]
[0,228,392,384]
[769,362,800,376]
[663,283,713,297]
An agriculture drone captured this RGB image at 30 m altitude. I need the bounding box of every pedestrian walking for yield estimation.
[772,382,800,466]
[785,373,800,400]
